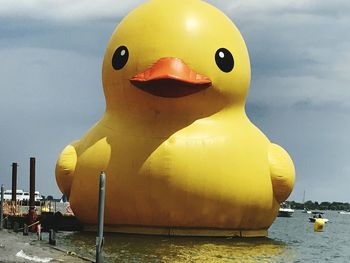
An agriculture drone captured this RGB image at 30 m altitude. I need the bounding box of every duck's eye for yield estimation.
[215,48,234,73]
[112,46,129,70]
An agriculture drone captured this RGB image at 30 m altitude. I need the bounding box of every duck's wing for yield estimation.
[55,141,79,199]
[268,143,295,203]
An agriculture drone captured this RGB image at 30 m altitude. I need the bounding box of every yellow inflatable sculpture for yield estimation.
[56,0,295,237]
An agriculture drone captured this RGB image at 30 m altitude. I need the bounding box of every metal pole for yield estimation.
[96,172,106,263]
[0,185,4,230]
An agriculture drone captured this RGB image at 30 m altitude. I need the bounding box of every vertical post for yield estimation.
[0,185,4,230]
[11,163,18,216]
[28,157,37,232]
[11,163,18,202]
[96,172,106,263]
[29,157,35,209]
[49,229,56,245]
[37,224,42,240]
[23,224,29,236]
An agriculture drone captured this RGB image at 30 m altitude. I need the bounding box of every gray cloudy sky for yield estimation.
[0,0,349,202]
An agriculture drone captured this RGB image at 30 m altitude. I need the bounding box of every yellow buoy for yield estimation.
[314,218,325,232]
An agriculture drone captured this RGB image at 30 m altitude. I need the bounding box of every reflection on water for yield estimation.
[56,211,350,262]
[58,231,294,262]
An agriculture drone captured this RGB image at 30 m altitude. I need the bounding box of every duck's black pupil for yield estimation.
[112,46,129,70]
[215,48,234,73]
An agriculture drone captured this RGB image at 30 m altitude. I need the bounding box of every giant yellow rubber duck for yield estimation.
[56,0,295,237]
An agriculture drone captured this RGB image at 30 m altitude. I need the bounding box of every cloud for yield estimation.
[209,0,350,108]
[1,0,350,202]
[247,102,350,202]
[0,47,104,196]
[209,0,350,18]
[0,0,143,21]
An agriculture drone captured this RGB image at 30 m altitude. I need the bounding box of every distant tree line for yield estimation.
[287,201,350,211]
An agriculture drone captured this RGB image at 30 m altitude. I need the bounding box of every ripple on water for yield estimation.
[55,211,350,262]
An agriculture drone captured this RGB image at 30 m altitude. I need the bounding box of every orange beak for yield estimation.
[130,57,212,98]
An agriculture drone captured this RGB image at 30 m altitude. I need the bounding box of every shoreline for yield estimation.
[0,229,93,263]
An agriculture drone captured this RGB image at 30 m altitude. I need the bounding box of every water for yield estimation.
[56,211,350,262]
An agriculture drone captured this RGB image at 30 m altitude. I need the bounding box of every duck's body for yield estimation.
[56,0,295,236]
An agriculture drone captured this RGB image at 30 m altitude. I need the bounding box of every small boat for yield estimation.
[3,189,43,202]
[3,190,24,201]
[278,202,294,217]
[309,212,329,223]
[339,211,350,215]
[302,208,312,214]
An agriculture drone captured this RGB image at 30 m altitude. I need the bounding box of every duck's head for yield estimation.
[102,0,250,119]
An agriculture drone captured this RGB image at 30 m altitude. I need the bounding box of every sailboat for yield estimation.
[301,190,312,214]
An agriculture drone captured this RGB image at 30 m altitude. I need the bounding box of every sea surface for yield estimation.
[56,210,350,262]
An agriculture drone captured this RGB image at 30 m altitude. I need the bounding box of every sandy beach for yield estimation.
[0,229,92,263]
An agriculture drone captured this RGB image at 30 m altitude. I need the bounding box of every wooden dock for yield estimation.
[2,200,82,232]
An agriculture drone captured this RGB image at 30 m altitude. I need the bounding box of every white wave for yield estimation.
[16,250,53,262]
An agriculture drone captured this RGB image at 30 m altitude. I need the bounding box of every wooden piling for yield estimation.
[29,157,35,209]
[28,157,37,231]
[0,185,4,230]
[23,224,29,236]
[11,163,18,203]
[49,229,56,245]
